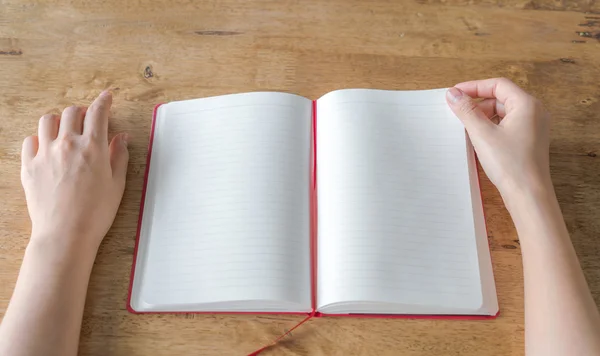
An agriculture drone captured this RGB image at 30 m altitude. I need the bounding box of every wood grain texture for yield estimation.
[0,0,599,355]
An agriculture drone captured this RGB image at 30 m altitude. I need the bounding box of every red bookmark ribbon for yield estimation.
[247,313,315,355]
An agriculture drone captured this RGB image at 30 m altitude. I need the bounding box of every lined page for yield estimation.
[316,89,496,314]
[131,93,312,312]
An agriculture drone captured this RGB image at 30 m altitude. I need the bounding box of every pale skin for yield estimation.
[0,79,598,356]
[446,79,600,355]
[0,91,129,356]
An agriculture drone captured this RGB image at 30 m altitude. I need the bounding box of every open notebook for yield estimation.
[128,89,498,317]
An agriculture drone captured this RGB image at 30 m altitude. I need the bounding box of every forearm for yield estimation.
[0,237,96,356]
[504,181,600,356]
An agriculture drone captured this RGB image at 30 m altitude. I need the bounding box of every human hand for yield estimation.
[445,78,551,199]
[21,91,129,256]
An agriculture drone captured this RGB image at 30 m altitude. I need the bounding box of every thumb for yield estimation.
[109,133,130,186]
[446,87,495,135]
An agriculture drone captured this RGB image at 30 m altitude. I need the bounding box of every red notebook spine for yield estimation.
[310,99,318,312]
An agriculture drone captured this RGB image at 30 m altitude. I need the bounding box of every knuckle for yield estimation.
[497,77,519,88]
[79,136,97,150]
[58,146,71,163]
[87,130,101,141]
[496,77,518,89]
[56,135,96,161]
[56,134,77,151]
[79,135,91,146]
[80,147,94,162]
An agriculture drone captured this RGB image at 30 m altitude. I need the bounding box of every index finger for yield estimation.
[454,77,531,105]
[83,90,112,141]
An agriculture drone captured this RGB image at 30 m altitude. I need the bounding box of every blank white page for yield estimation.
[130,92,312,312]
[316,89,497,315]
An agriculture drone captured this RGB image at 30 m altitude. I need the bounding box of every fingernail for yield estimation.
[121,133,130,147]
[447,87,463,103]
[100,90,112,98]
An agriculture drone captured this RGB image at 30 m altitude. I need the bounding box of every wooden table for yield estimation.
[1,0,599,355]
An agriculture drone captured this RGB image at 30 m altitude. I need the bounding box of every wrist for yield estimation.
[27,231,99,269]
[498,174,555,212]
[498,175,568,243]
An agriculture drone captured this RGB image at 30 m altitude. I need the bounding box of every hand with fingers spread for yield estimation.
[0,91,130,356]
[21,90,129,253]
[445,78,551,197]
